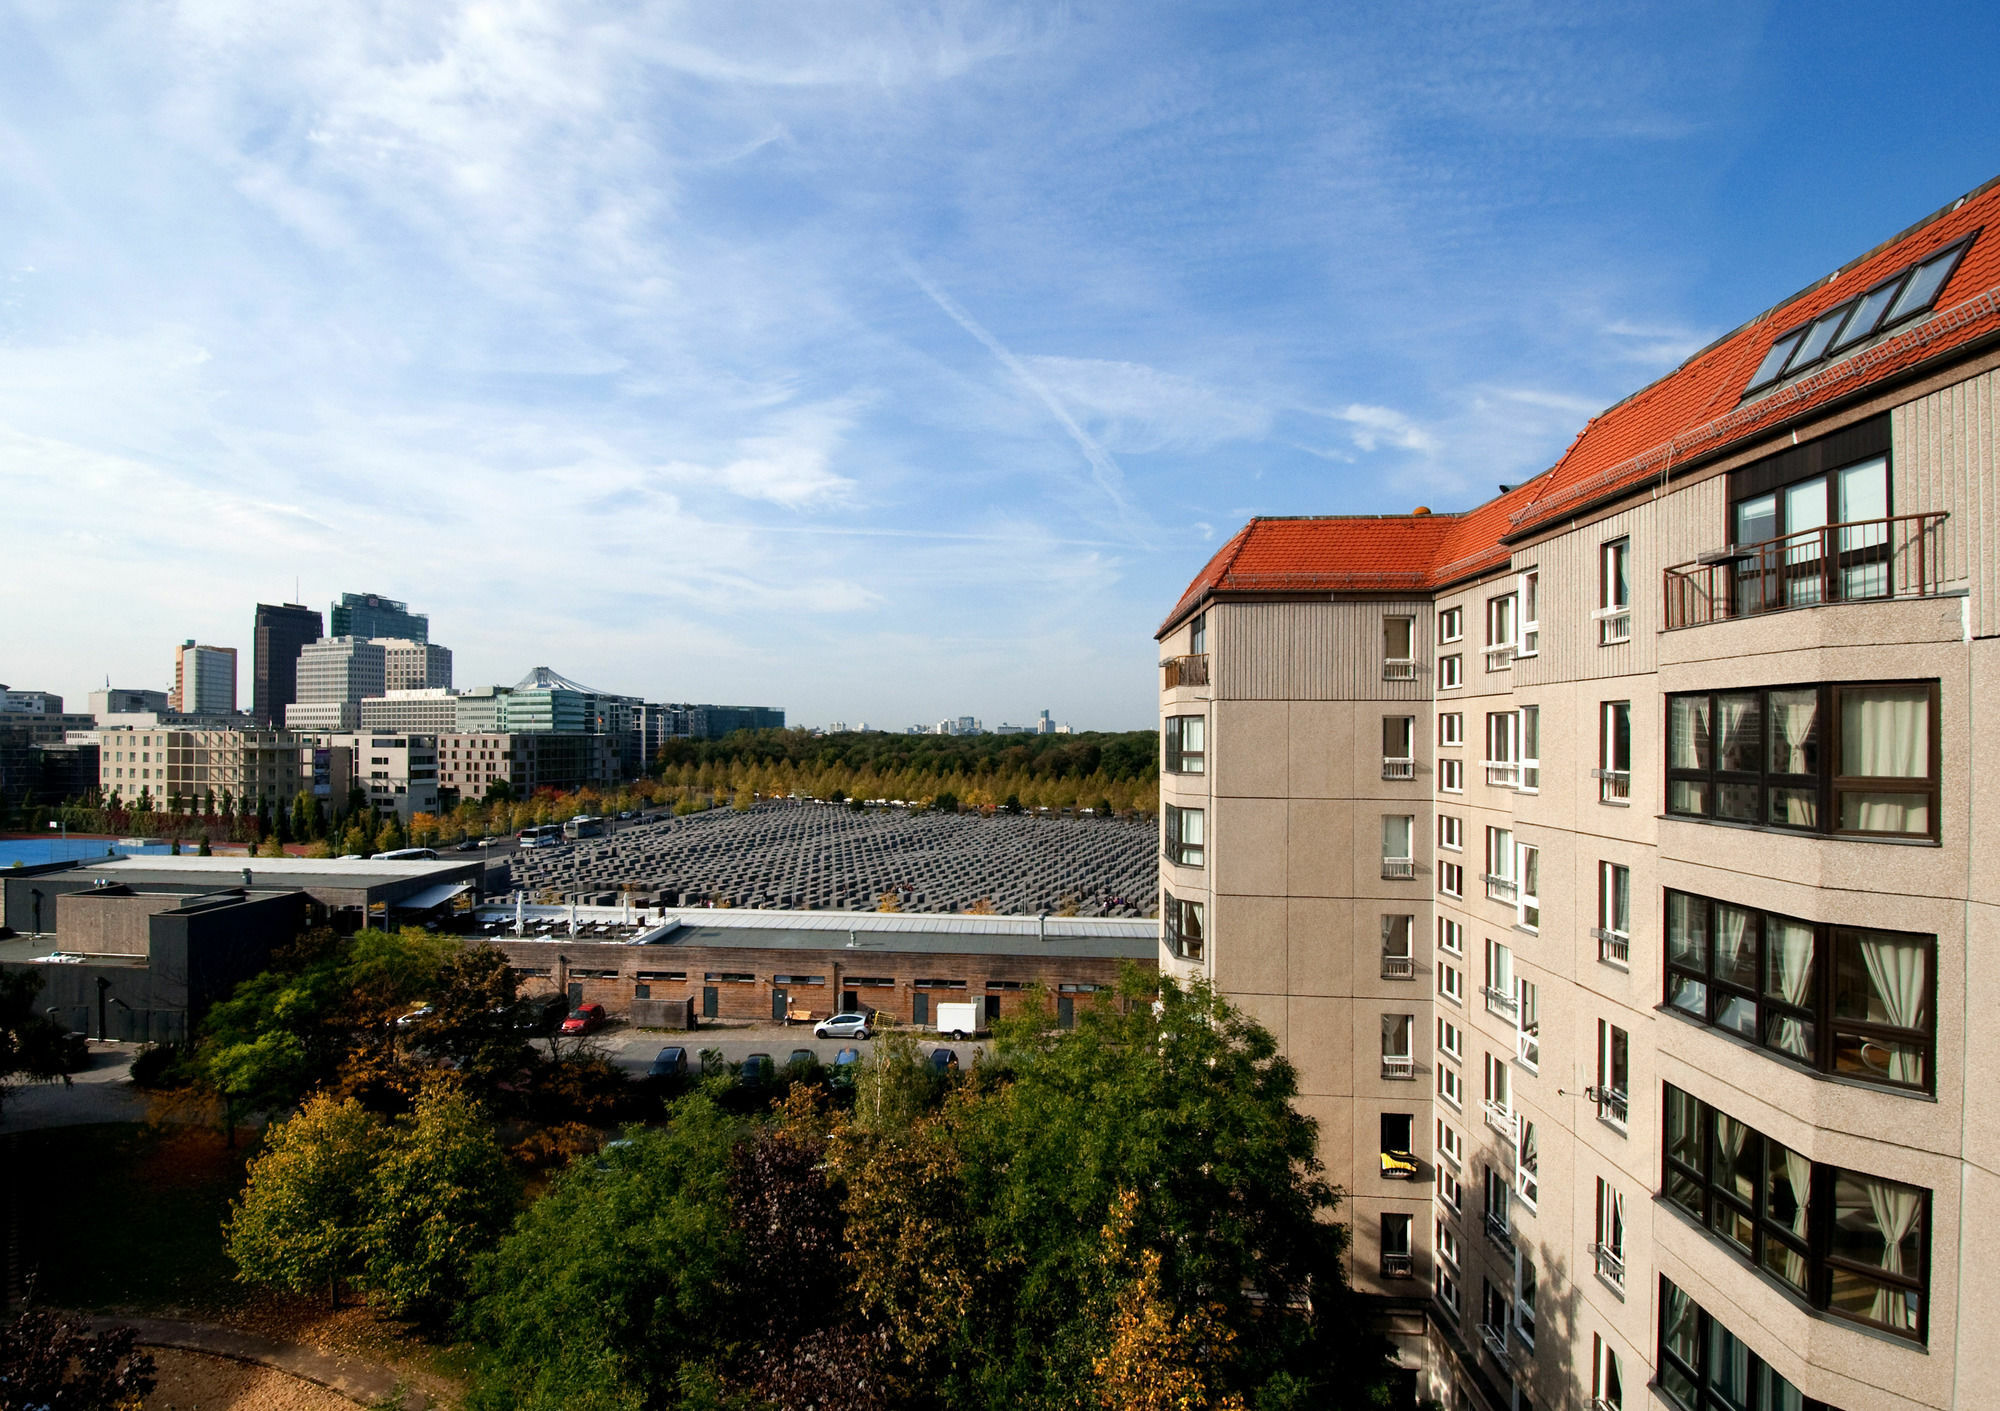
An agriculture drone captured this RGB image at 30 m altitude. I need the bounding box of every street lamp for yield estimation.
[48,816,66,861]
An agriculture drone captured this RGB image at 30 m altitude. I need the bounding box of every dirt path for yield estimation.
[145,1347,363,1410]
[83,1315,428,1410]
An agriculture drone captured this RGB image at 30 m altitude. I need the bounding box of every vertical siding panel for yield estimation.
[1896,366,1997,638]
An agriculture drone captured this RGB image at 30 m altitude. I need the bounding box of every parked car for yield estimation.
[454,839,482,852]
[394,1003,434,1029]
[786,1047,818,1068]
[739,1052,775,1085]
[929,1048,959,1073]
[814,1011,874,1040]
[649,1046,689,1079]
[833,1047,862,1068]
[511,992,570,1036]
[560,1003,607,1035]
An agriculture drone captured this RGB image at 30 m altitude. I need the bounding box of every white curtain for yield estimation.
[1715,906,1755,987]
[1770,690,1818,773]
[1766,919,1815,1058]
[1382,814,1412,860]
[1770,1144,1811,1290]
[1670,697,1710,770]
[1865,1178,1923,1330]
[1843,687,1928,777]
[1860,934,1929,1083]
[1718,695,1761,771]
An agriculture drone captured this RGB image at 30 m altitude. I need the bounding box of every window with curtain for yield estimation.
[1598,861,1632,964]
[1592,1336,1624,1411]
[1381,1013,1414,1059]
[1667,681,1939,839]
[1665,889,1933,1093]
[1485,592,1516,665]
[1381,814,1414,863]
[1163,715,1205,773]
[1163,804,1205,867]
[1599,701,1632,801]
[1657,1276,1845,1411]
[1163,893,1205,961]
[1662,1085,1930,1343]
[1382,614,1413,663]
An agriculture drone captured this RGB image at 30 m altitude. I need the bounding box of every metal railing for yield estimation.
[1483,872,1517,903]
[1483,644,1516,669]
[1382,858,1415,880]
[1381,757,1415,780]
[1478,1321,1513,1368]
[1663,511,1951,630]
[1594,1086,1629,1128]
[1483,1100,1518,1141]
[1381,1252,1414,1279]
[1382,1054,1415,1080]
[1592,927,1631,965]
[1593,767,1631,802]
[1162,654,1210,689]
[1483,1213,1515,1256]
[1383,658,1417,681]
[1593,1241,1626,1288]
[1381,953,1415,979]
[1595,606,1632,643]
[1484,762,1520,788]
[1482,985,1519,1020]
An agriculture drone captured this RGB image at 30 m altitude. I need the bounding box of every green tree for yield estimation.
[227,1093,389,1304]
[1,970,79,1117]
[362,1078,518,1324]
[341,822,372,857]
[379,814,408,853]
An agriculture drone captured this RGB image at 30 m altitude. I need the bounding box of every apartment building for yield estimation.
[1157,176,2000,1411]
[436,731,618,803]
[318,732,439,822]
[172,641,237,715]
[360,688,460,734]
[100,728,306,810]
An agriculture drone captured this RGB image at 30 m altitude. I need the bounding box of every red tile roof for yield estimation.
[1163,174,2000,638]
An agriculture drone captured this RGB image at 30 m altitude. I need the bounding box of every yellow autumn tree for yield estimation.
[1092,1190,1248,1411]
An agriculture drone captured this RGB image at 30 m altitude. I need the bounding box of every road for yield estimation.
[589,1024,992,1075]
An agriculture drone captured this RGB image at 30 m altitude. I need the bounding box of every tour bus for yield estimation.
[563,815,607,841]
[370,847,440,861]
[517,824,564,848]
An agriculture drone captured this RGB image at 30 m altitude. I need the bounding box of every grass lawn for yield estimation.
[8,1121,257,1315]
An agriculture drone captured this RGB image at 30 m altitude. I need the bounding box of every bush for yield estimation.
[129,1043,191,1090]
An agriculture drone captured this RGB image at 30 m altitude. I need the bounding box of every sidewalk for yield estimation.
[0,1043,148,1134]
[79,1313,428,1410]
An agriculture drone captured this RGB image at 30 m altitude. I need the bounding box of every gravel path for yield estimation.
[143,1347,363,1410]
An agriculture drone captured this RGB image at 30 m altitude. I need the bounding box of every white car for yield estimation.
[814,1012,874,1040]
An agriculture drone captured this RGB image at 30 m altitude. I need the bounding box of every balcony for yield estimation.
[1478,1322,1513,1373]
[1593,1086,1629,1129]
[1381,953,1415,980]
[1593,1241,1626,1289]
[1381,757,1415,780]
[1382,1054,1416,1080]
[1482,985,1519,1020]
[1662,511,1951,630]
[1483,1101,1518,1141]
[1591,927,1630,967]
[1161,654,1210,690]
[1381,857,1416,881]
[1380,1252,1415,1279]
[1595,605,1632,643]
[1593,767,1631,802]
[1383,658,1417,682]
[1483,1212,1515,1255]
[1380,1148,1419,1181]
[1482,873,1517,904]
[1484,762,1520,789]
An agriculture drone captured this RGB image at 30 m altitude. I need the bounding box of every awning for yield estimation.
[393,881,473,911]
[1380,1149,1418,1179]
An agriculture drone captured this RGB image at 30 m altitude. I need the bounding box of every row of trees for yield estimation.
[659,728,1159,784]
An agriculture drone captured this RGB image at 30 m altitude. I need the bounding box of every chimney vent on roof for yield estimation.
[1498,484,1519,494]
[1412,506,1431,516]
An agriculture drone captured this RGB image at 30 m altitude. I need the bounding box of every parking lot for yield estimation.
[590,1023,992,1076]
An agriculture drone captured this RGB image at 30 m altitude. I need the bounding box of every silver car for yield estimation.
[814,1011,874,1040]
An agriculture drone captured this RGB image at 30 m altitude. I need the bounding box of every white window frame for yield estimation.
[1437,960,1463,1006]
[1382,615,1416,681]
[1597,538,1632,645]
[1438,653,1463,690]
[1595,1020,1629,1131]
[1382,715,1416,779]
[1438,710,1464,747]
[1438,860,1463,899]
[1515,976,1539,1071]
[1439,756,1464,794]
[1484,711,1520,788]
[1484,592,1517,669]
[1595,1177,1627,1290]
[1597,700,1632,803]
[1515,1118,1539,1210]
[1518,704,1540,792]
[1484,937,1516,1019]
[1438,1016,1463,1060]
[1438,1059,1463,1109]
[1484,825,1516,902]
[1595,861,1631,967]
[1437,915,1463,955]
[1435,1265,1461,1317]
[1438,813,1463,851]
[1380,814,1415,879]
[1438,606,1463,644]
[1518,570,1540,657]
[1593,1334,1625,1410]
[1381,1012,1415,1078]
[1515,1251,1538,1347]
[1515,841,1540,932]
[1436,1217,1463,1272]
[1436,1117,1464,1170]
[1438,1165,1464,1212]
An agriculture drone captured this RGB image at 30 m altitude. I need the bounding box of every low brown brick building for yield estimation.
[480,908,1157,1030]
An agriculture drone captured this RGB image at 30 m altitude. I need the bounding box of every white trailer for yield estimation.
[933,1001,982,1040]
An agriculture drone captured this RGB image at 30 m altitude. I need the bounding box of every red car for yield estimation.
[560,1003,607,1035]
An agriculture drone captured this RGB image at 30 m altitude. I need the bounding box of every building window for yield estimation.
[1189,613,1206,655]
[1516,844,1539,932]
[1596,862,1631,966]
[1382,915,1414,978]
[1515,979,1539,1069]
[1380,1212,1414,1278]
[1437,1217,1462,1272]
[1667,681,1939,838]
[1436,1118,1463,1170]
[1599,701,1632,802]
[1482,1169,1512,1252]
[1438,1016,1463,1061]
[1163,893,1205,961]
[1595,1178,1627,1290]
[1664,890,1934,1093]
[1485,711,1520,788]
[1515,1119,1538,1209]
[1438,710,1463,747]
[1381,815,1415,879]
[1164,715,1205,773]
[1437,813,1462,851]
[1437,1059,1462,1108]
[1438,961,1463,1006]
[1382,716,1415,779]
[1383,615,1416,680]
[1658,1277,1847,1411]
[1482,1053,1512,1138]
[1595,1021,1629,1129]
[1438,606,1463,643]
[1592,1336,1624,1411]
[1518,571,1540,657]
[1663,1089,1929,1343]
[1437,916,1463,956]
[1599,538,1632,643]
[1438,860,1463,898]
[1435,1265,1461,1319]
[1483,826,1516,903]
[1438,653,1462,690]
[1518,705,1539,792]
[1438,757,1463,793]
[1485,592,1517,669]
[1164,804,1205,867]
[1483,939,1514,1020]
[1515,1253,1538,1345]
[1381,1014,1415,1078]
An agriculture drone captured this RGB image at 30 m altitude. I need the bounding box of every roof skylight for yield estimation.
[1743,231,1978,397]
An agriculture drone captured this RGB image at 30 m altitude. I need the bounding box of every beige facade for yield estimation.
[1160,357,2000,1405]
[99,727,306,810]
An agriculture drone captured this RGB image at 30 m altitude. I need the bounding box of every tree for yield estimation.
[0,970,78,1117]
[409,944,536,1097]
[0,1310,156,1410]
[341,822,372,857]
[1092,1191,1248,1411]
[197,834,213,856]
[227,1093,389,1304]
[362,1078,518,1324]
[379,814,408,853]
[258,835,287,858]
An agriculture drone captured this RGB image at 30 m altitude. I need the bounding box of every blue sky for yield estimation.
[3,2,1996,729]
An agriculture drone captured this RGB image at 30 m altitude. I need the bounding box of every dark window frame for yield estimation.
[1164,714,1206,774]
[1656,1275,1845,1411]
[1661,1084,1931,1344]
[1663,890,1935,1095]
[1164,803,1205,868]
[1664,680,1941,841]
[1164,891,1205,962]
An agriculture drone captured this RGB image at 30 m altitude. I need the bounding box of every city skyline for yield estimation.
[3,3,1997,728]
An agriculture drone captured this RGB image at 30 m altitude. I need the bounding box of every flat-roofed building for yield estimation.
[1156,175,2000,1411]
[437,731,617,802]
[330,591,428,643]
[172,641,237,715]
[318,732,439,821]
[376,639,452,691]
[89,687,170,718]
[253,602,323,726]
[360,688,460,734]
[98,727,306,812]
[287,637,386,733]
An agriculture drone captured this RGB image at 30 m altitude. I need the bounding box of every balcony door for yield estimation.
[1733,454,1888,612]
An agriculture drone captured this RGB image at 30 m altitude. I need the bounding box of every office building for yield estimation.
[253,602,323,726]
[319,733,439,822]
[377,638,452,691]
[683,703,785,739]
[1,687,64,714]
[360,689,460,734]
[172,642,237,715]
[99,727,306,811]
[329,591,428,644]
[1155,176,2000,1411]
[437,731,618,801]
[90,687,170,718]
[286,637,387,733]
[0,710,98,811]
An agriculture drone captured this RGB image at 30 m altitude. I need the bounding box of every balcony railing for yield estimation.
[1484,761,1519,788]
[1483,1100,1518,1141]
[1592,927,1630,966]
[1593,767,1631,802]
[1483,1212,1515,1255]
[1381,1252,1415,1279]
[1381,757,1415,780]
[1383,658,1416,681]
[1595,605,1632,643]
[1593,1241,1626,1289]
[1478,1321,1513,1368]
[1382,857,1416,880]
[1483,643,1515,670]
[1662,511,1951,630]
[1162,653,1210,689]
[1482,985,1519,1020]
[1382,1054,1415,1080]
[1381,953,1415,979]
[1593,1086,1629,1128]
[1380,1148,1419,1180]
[1483,873,1517,903]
